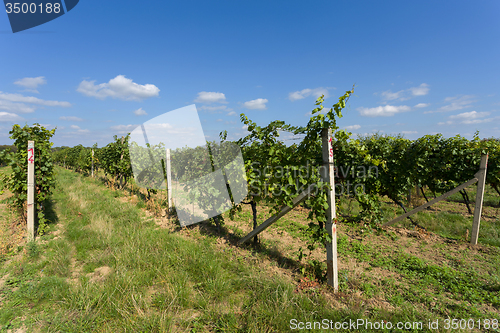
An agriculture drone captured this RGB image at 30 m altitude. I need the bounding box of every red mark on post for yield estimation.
[28,148,34,164]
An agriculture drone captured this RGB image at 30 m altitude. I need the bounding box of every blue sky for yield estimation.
[1,0,499,147]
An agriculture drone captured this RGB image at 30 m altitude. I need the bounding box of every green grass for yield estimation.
[0,167,431,332]
[1,167,499,332]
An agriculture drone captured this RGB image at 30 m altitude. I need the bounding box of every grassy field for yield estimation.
[0,166,499,332]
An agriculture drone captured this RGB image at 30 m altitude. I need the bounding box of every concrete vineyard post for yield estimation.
[27,140,35,241]
[471,154,488,245]
[166,148,172,210]
[91,149,94,177]
[321,128,338,292]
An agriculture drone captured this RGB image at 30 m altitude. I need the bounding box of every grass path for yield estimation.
[0,167,385,332]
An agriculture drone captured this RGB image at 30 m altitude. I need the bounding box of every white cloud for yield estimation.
[439,110,493,125]
[357,105,411,117]
[0,100,36,113]
[380,90,403,101]
[77,75,160,101]
[14,76,46,93]
[0,112,24,122]
[243,98,268,110]
[344,124,361,130]
[227,111,236,116]
[242,125,248,130]
[0,92,70,114]
[449,111,489,120]
[198,105,227,113]
[289,87,332,101]
[0,92,71,107]
[133,107,147,116]
[462,119,492,124]
[449,111,492,124]
[380,83,429,101]
[409,83,430,96]
[60,116,83,121]
[69,124,89,133]
[401,130,418,134]
[194,91,227,104]
[216,119,223,122]
[414,103,429,108]
[439,95,475,112]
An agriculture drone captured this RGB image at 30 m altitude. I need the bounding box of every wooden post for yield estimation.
[27,141,35,241]
[321,128,338,291]
[91,149,94,177]
[166,148,172,209]
[471,154,488,245]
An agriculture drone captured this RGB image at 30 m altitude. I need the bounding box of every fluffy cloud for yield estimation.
[414,103,430,108]
[401,130,418,134]
[70,124,89,133]
[0,92,71,107]
[14,76,46,93]
[0,100,36,113]
[380,83,429,101]
[134,108,147,116]
[227,111,236,116]
[437,121,452,126]
[0,92,71,114]
[439,95,475,112]
[60,116,83,121]
[0,112,24,122]
[449,111,491,124]
[344,124,361,130]
[409,84,430,96]
[77,75,160,101]
[243,98,268,110]
[449,111,489,120]
[289,87,332,101]
[439,110,493,125]
[357,105,411,117]
[194,91,227,104]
